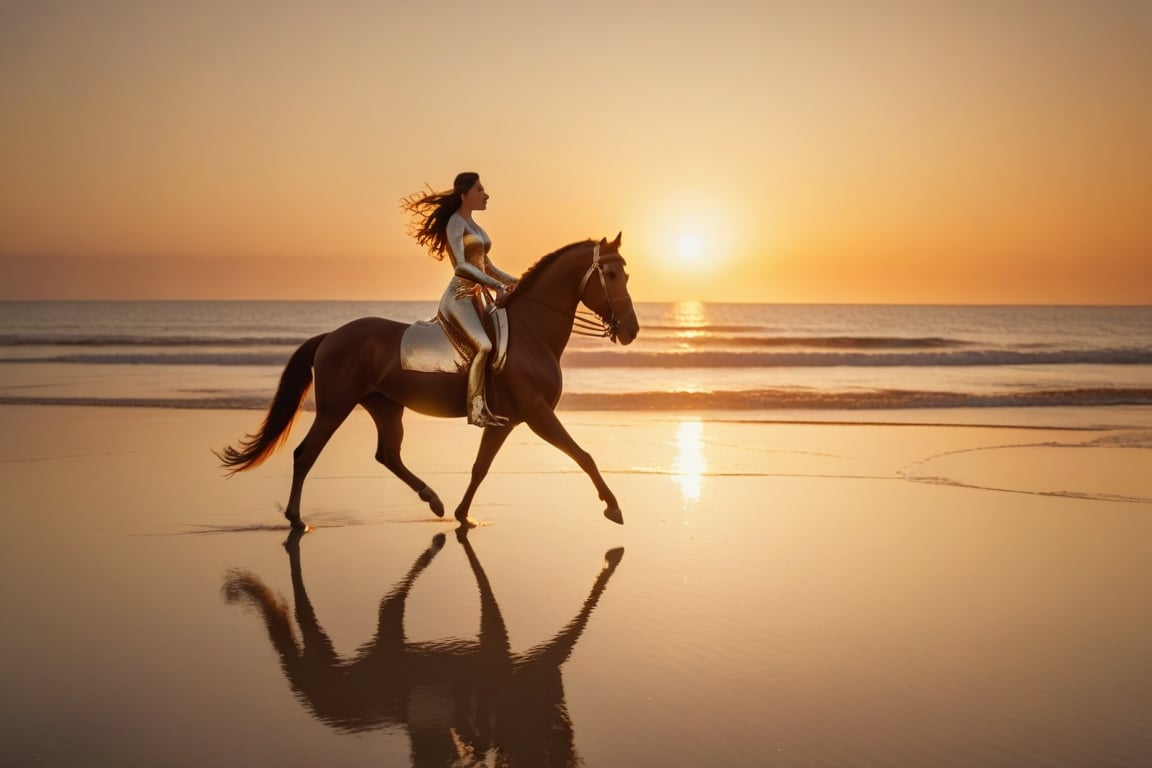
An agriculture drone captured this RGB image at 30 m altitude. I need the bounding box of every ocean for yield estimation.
[1,301,1150,412]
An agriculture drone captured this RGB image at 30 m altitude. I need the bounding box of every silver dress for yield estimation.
[440,213,516,425]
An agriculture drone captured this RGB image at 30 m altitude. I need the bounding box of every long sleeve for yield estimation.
[446,215,504,290]
[484,256,518,286]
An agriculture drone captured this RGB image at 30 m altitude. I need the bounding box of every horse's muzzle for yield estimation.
[611,311,640,345]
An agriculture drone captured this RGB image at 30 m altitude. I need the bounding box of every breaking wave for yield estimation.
[3,347,1151,368]
[3,387,1151,411]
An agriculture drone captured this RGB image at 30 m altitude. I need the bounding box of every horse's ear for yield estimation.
[611,232,622,248]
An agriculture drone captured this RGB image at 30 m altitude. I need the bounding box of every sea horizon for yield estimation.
[2,300,1150,413]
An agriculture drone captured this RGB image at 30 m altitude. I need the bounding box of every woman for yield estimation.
[401,172,519,427]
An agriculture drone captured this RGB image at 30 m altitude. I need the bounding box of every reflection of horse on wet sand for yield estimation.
[223,531,624,766]
[215,234,639,530]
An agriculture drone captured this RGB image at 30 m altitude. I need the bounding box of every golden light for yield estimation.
[636,194,739,269]
[673,299,706,323]
[630,191,756,300]
[675,232,705,268]
[674,419,707,502]
[672,300,707,346]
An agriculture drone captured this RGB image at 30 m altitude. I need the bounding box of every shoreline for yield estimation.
[4,391,1152,414]
[3,402,1150,509]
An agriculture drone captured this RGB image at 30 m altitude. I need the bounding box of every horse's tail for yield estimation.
[215,333,328,474]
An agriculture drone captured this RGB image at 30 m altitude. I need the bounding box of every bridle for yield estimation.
[506,241,631,342]
[573,242,630,342]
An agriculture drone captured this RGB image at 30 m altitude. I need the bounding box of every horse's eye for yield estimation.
[606,270,617,280]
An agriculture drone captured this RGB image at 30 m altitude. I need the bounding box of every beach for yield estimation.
[5,0,1152,761]
[2,402,1151,767]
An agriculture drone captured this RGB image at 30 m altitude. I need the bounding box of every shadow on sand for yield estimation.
[223,528,624,766]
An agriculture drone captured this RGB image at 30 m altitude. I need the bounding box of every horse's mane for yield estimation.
[506,239,594,305]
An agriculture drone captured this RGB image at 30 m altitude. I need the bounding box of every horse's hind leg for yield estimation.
[284,394,357,529]
[360,392,445,517]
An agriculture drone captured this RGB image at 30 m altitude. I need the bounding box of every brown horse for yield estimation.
[216,233,639,529]
[223,530,624,765]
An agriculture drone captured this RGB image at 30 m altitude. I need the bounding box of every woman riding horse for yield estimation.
[401,172,519,428]
[215,232,639,529]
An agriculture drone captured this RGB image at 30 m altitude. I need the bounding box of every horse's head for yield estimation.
[579,232,640,345]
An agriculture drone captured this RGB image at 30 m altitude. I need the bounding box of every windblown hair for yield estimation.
[400,171,479,260]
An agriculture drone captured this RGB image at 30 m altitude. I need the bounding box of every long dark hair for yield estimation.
[400,171,479,260]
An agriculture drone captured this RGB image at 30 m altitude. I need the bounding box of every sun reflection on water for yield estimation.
[673,300,706,331]
[668,305,711,503]
[674,419,707,502]
[671,299,709,353]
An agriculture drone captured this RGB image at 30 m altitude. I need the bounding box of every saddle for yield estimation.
[400,304,509,375]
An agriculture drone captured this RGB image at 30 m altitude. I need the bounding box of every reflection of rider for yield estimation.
[402,172,519,427]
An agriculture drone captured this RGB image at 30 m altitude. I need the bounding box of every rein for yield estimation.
[511,242,624,340]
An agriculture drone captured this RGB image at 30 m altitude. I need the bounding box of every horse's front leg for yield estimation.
[375,532,446,648]
[525,409,623,525]
[454,423,515,527]
[528,546,624,666]
[457,536,512,657]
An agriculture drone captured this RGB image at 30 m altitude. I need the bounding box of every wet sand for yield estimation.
[2,404,1151,767]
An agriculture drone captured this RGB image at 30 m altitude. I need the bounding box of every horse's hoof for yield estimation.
[454,522,478,542]
[287,517,308,531]
[420,487,445,517]
[604,547,625,569]
[603,506,624,525]
[283,527,310,550]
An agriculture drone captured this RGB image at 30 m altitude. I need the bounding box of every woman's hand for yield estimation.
[496,280,518,306]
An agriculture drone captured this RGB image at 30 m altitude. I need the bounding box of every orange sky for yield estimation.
[1,1,1149,303]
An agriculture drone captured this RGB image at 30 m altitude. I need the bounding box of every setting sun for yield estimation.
[674,233,705,268]
[1,2,1149,305]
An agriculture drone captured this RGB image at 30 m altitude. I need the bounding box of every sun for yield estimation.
[674,232,705,268]
[636,195,741,293]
